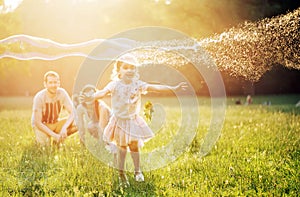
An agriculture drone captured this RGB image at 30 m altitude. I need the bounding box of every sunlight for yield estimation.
[0,0,100,13]
[0,0,23,13]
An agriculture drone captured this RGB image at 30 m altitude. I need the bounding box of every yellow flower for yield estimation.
[144,101,154,122]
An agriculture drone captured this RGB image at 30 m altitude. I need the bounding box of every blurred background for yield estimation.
[0,0,299,96]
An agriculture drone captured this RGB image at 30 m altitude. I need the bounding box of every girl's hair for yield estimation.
[111,53,140,80]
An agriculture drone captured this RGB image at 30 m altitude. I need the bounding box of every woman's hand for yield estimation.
[79,92,95,104]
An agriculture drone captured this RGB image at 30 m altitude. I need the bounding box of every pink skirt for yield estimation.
[103,115,154,147]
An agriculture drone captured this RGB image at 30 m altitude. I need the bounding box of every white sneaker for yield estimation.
[135,172,144,182]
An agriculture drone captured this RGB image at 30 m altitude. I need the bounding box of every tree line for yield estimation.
[0,0,299,96]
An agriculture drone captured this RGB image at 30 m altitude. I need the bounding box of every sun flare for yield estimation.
[0,0,23,13]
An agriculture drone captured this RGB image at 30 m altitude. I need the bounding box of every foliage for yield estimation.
[0,0,299,96]
[11,0,297,39]
[0,6,28,78]
[0,95,299,196]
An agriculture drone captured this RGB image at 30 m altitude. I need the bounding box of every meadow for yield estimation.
[0,95,299,196]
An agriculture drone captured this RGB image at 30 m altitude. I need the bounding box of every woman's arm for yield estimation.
[76,105,86,134]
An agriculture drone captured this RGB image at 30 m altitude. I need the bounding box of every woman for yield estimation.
[76,84,110,143]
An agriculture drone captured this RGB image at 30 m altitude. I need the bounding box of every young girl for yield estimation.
[91,53,186,185]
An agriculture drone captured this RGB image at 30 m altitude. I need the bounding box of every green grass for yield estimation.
[0,95,299,196]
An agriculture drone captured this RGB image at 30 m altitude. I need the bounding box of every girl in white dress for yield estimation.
[92,53,186,185]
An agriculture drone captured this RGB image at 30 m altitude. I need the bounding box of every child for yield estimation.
[90,53,186,185]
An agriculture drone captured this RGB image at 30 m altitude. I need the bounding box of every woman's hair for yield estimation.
[81,84,96,94]
[79,84,100,119]
[79,84,96,104]
[111,53,140,80]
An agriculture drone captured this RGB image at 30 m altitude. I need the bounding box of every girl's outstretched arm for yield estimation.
[94,89,110,99]
[147,82,188,92]
[79,88,109,103]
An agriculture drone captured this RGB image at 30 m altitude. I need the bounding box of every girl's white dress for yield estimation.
[103,80,154,147]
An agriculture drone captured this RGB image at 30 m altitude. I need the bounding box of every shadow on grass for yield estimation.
[11,144,59,196]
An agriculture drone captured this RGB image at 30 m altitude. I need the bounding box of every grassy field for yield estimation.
[0,95,299,196]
